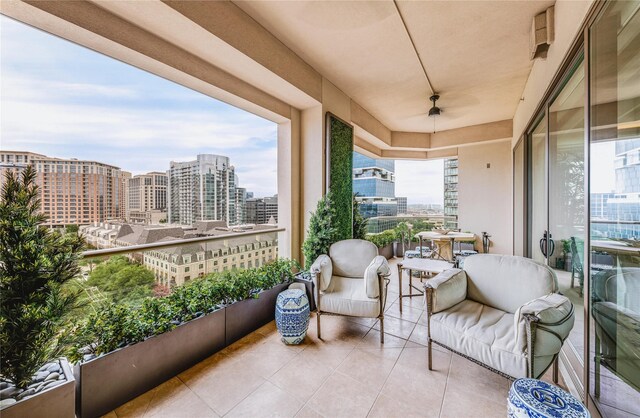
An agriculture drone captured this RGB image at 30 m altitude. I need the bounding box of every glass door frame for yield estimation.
[523,49,589,401]
[517,3,612,414]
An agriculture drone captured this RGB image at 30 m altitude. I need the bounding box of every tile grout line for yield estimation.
[437,350,454,418]
[364,335,407,417]
[265,341,310,417]
[295,319,370,417]
[296,346,357,416]
[220,332,308,417]
[177,373,223,417]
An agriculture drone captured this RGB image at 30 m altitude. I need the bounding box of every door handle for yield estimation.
[539,230,555,258]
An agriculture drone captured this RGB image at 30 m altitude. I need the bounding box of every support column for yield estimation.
[277,109,301,262]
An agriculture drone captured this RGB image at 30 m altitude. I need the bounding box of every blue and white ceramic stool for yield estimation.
[508,378,590,418]
[275,285,310,345]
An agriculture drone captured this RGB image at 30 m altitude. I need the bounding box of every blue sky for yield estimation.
[0,16,446,204]
[0,16,278,197]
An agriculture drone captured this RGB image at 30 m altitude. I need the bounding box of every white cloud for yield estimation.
[395,159,444,205]
[2,75,139,101]
[0,16,279,197]
[1,76,277,196]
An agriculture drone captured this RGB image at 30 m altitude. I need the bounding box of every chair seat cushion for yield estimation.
[321,276,381,317]
[431,299,527,378]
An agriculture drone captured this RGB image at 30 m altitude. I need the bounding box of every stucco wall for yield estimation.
[512,0,594,146]
[458,140,512,255]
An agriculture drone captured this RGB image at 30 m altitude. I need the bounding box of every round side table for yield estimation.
[508,378,590,418]
[275,288,310,345]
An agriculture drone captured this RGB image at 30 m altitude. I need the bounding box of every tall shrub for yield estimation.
[302,193,339,269]
[352,194,368,240]
[0,167,84,389]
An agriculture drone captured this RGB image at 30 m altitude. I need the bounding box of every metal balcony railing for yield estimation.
[80,227,285,289]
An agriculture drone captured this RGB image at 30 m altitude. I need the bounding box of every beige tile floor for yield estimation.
[105,258,565,418]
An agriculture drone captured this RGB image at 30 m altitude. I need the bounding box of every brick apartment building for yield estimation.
[0,150,127,226]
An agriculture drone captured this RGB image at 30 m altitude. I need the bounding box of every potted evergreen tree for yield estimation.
[302,193,339,270]
[0,167,81,417]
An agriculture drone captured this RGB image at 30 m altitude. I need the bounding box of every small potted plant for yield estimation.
[0,167,81,417]
[561,239,572,272]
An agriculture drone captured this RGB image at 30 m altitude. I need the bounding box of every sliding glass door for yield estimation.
[527,57,587,390]
[520,2,640,415]
[528,116,547,265]
[588,2,640,416]
[548,60,586,385]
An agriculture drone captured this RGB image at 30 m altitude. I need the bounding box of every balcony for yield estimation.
[103,257,564,418]
[1,1,638,418]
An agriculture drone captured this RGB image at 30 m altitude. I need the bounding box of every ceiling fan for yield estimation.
[428,94,442,132]
[428,94,441,117]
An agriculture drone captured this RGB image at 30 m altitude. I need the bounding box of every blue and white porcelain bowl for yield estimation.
[275,289,310,345]
[508,378,590,418]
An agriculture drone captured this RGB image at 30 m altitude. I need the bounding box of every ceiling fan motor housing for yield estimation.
[429,94,441,116]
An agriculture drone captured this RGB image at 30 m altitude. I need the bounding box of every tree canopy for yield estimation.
[86,256,155,305]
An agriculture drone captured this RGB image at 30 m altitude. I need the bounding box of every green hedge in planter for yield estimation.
[70,259,298,362]
[366,230,397,248]
[327,114,353,241]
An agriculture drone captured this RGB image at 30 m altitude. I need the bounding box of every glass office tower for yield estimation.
[352,152,398,218]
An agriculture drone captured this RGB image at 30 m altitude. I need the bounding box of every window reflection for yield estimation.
[589,1,640,416]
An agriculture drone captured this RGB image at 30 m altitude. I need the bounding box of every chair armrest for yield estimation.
[424,269,467,314]
[310,254,332,291]
[514,293,574,377]
[364,255,391,298]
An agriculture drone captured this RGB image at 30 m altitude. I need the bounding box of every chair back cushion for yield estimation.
[330,239,378,278]
[593,267,640,313]
[463,254,558,314]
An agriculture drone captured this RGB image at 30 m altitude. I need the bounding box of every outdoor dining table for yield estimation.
[396,258,453,313]
[592,239,640,256]
[416,231,476,262]
[591,239,640,267]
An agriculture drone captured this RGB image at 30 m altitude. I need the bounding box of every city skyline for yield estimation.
[0,16,278,198]
[1,16,447,205]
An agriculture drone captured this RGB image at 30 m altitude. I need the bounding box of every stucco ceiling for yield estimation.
[8,0,561,138]
[234,0,556,133]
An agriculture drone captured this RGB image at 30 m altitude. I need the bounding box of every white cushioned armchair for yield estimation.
[310,239,391,342]
[424,254,574,380]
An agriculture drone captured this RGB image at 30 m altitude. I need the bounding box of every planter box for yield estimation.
[75,308,225,418]
[294,272,316,312]
[378,243,394,259]
[393,241,404,258]
[2,358,75,418]
[225,283,289,345]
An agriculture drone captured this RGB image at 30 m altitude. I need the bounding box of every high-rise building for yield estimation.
[443,158,459,230]
[121,171,132,221]
[588,141,640,239]
[168,154,244,226]
[0,150,126,226]
[397,197,408,215]
[246,195,278,224]
[353,152,398,218]
[128,171,167,224]
[0,151,46,190]
[591,192,615,220]
[235,186,248,224]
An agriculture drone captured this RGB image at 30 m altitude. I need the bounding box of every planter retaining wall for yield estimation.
[2,358,75,418]
[76,308,225,418]
[378,244,394,259]
[75,280,291,418]
[225,283,289,345]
